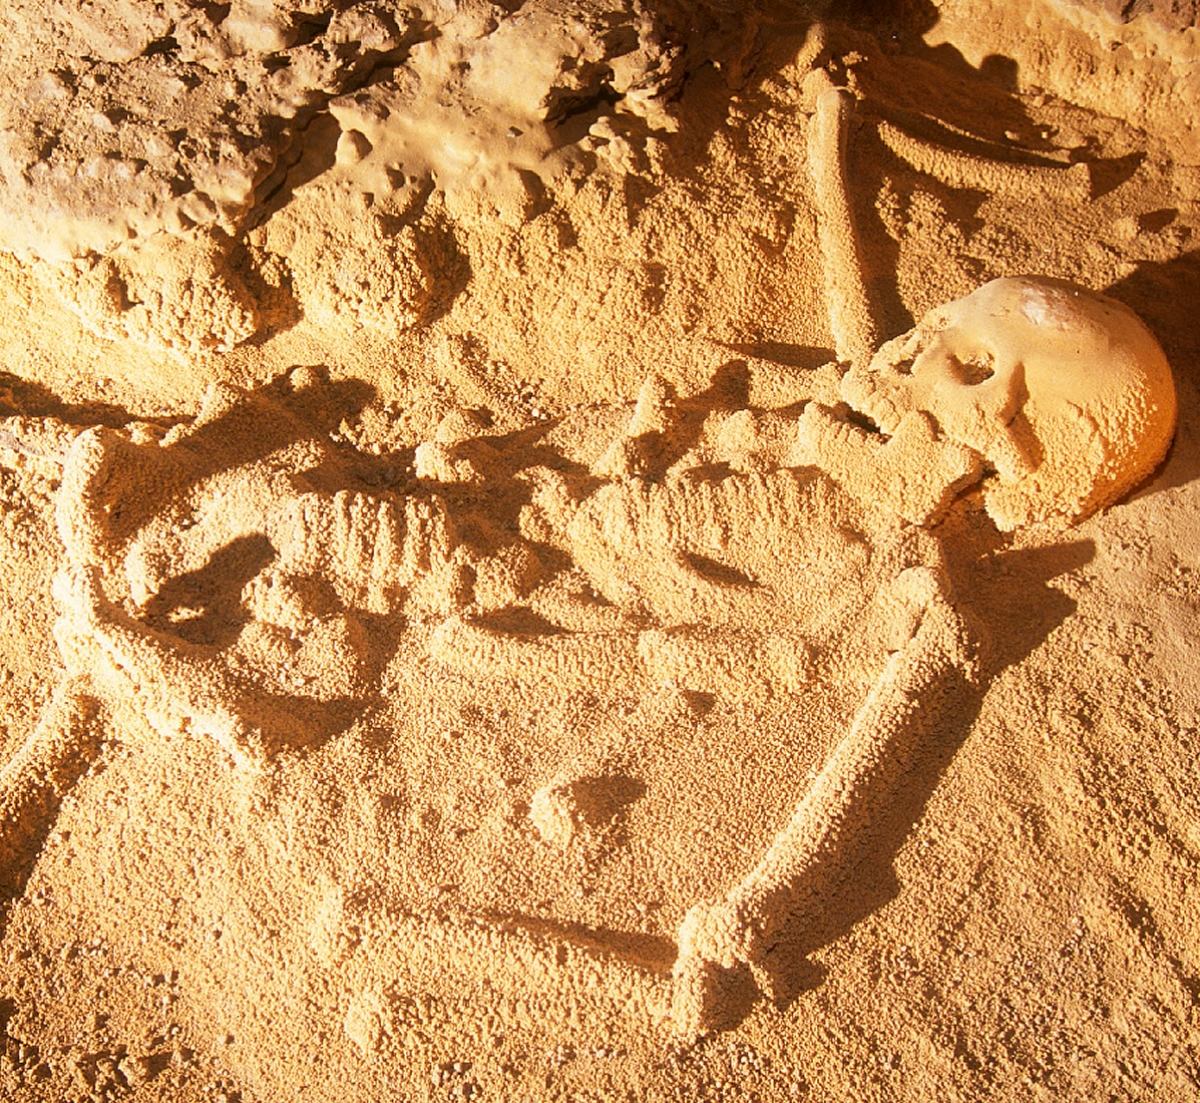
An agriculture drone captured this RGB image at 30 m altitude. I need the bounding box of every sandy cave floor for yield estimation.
[0,2,1195,1101]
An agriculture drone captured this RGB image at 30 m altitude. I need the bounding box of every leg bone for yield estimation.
[671,567,975,1036]
[809,84,878,369]
[0,678,102,893]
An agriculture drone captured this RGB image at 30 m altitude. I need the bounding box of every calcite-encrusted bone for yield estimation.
[842,276,1177,529]
[670,566,977,1037]
[2,362,984,1048]
[49,381,466,768]
[792,404,982,526]
[809,84,877,369]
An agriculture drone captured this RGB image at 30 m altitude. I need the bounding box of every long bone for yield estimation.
[808,83,878,370]
[669,568,975,1036]
[0,677,102,894]
[667,73,983,1036]
[795,79,986,525]
[876,118,1091,203]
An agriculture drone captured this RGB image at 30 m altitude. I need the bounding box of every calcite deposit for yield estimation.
[0,3,1196,1102]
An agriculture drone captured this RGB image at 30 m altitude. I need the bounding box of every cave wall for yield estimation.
[915,0,1200,159]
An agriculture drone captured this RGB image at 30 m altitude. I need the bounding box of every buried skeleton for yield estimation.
[0,261,1177,1040]
[0,55,1181,1059]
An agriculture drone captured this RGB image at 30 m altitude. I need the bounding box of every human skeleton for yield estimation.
[0,75,1176,1043]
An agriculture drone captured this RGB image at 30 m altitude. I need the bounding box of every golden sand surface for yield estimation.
[0,2,1195,1100]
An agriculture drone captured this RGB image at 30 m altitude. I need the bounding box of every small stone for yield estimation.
[118,1055,150,1086]
[336,129,372,165]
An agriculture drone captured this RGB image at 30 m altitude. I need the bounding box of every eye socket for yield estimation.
[954,353,995,385]
[892,357,915,376]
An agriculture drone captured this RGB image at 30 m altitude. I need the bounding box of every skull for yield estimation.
[842,276,1177,529]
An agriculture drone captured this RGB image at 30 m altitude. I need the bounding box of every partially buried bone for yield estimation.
[21,367,981,1042]
[875,118,1091,203]
[536,465,873,629]
[670,565,976,1037]
[808,83,877,369]
[433,460,876,704]
[268,489,459,617]
[804,74,984,524]
[53,565,273,772]
[50,386,466,769]
[0,678,102,892]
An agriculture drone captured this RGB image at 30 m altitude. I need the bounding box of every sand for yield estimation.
[0,1,1196,1100]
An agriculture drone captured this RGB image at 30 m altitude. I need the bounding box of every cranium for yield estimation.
[842,276,1177,529]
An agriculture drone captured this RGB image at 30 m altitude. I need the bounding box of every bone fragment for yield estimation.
[792,404,982,525]
[0,415,83,478]
[54,566,270,772]
[56,427,122,569]
[0,678,101,891]
[670,568,973,1037]
[429,614,640,690]
[592,375,678,479]
[877,119,1091,202]
[809,86,878,369]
